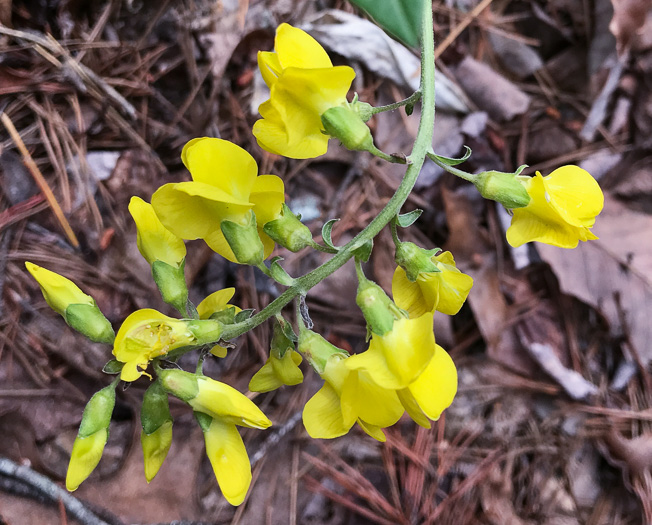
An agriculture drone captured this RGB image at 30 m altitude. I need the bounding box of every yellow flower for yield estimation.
[249,350,303,392]
[113,309,221,382]
[128,196,186,267]
[397,345,457,428]
[253,23,356,159]
[506,165,604,248]
[25,262,93,316]
[345,313,436,390]
[151,138,285,263]
[392,251,474,317]
[158,369,272,506]
[25,262,114,343]
[302,353,403,442]
[197,288,239,358]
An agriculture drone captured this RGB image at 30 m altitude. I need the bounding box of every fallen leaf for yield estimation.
[537,195,652,365]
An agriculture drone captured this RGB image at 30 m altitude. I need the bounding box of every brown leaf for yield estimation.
[537,195,652,366]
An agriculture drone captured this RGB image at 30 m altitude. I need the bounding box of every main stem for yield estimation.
[221,1,436,341]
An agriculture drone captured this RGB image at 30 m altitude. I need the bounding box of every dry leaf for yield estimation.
[537,195,652,365]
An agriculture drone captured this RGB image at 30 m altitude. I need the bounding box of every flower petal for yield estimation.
[66,429,107,491]
[397,389,431,429]
[25,262,93,316]
[258,51,282,87]
[181,138,258,201]
[250,174,285,226]
[340,370,403,428]
[274,23,332,70]
[357,420,386,442]
[196,288,236,319]
[302,382,352,439]
[392,266,430,318]
[544,166,604,228]
[203,418,252,506]
[407,345,457,421]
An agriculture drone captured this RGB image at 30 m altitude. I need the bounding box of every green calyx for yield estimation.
[186,318,223,345]
[158,368,200,402]
[355,278,398,336]
[298,330,347,374]
[221,210,265,266]
[474,169,531,209]
[321,105,374,152]
[141,380,172,435]
[151,259,189,315]
[395,242,441,282]
[263,203,314,253]
[270,316,295,359]
[78,382,117,438]
[65,303,115,344]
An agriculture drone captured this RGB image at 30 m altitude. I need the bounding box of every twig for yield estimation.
[249,410,302,467]
[0,457,114,525]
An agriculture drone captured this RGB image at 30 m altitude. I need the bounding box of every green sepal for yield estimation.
[349,0,422,48]
[263,204,314,253]
[102,359,124,375]
[78,383,117,438]
[151,259,189,314]
[396,209,423,228]
[430,146,472,166]
[158,368,200,402]
[271,316,295,359]
[474,168,531,209]
[356,279,397,336]
[276,315,298,343]
[220,211,265,266]
[194,411,213,433]
[65,303,115,344]
[395,242,441,281]
[321,106,374,152]
[209,306,237,324]
[141,380,172,435]
[298,330,348,374]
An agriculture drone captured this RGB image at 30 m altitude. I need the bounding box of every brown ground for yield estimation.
[1,0,652,524]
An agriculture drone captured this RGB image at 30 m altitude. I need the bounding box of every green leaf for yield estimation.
[396,209,423,228]
[349,0,423,48]
[431,146,472,166]
[321,219,340,251]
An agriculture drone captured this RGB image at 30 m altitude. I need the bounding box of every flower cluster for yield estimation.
[22,14,605,511]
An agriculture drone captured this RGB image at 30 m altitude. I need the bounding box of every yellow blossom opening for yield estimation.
[253,23,356,159]
[65,429,108,491]
[506,165,604,248]
[392,251,474,317]
[249,350,303,392]
[151,138,285,263]
[113,309,196,382]
[25,262,93,316]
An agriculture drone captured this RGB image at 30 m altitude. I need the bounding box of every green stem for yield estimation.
[389,217,401,247]
[368,144,407,164]
[308,239,339,254]
[427,151,478,183]
[221,0,436,341]
[371,90,422,115]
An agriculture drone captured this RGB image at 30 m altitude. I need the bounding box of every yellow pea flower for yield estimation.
[345,313,436,390]
[392,251,474,317]
[253,23,356,159]
[397,345,457,428]
[113,309,222,382]
[302,353,404,442]
[151,138,285,263]
[128,196,186,267]
[158,369,272,505]
[141,420,172,482]
[249,350,303,392]
[506,165,604,248]
[25,262,115,343]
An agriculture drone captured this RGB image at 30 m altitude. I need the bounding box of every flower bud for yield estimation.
[298,330,348,374]
[321,106,374,152]
[25,262,115,344]
[356,279,400,336]
[474,170,531,209]
[220,210,265,266]
[394,242,441,282]
[66,382,116,491]
[140,381,173,482]
[263,203,314,252]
